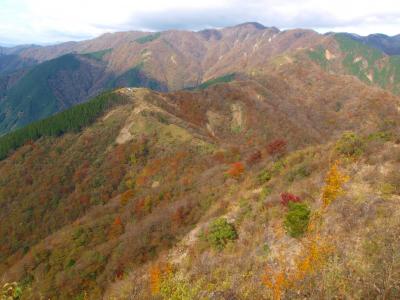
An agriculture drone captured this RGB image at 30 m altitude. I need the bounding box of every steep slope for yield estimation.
[307,33,400,95]
[340,32,400,55]
[0,54,111,134]
[1,57,400,298]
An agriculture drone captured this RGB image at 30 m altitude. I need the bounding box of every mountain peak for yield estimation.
[232,22,267,30]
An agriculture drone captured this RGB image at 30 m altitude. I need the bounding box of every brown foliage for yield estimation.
[267,139,287,157]
[246,149,262,166]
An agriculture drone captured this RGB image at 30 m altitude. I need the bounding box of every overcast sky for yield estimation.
[1,0,400,45]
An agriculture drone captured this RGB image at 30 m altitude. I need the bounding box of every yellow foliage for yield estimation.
[120,189,134,206]
[321,161,349,208]
[149,263,173,295]
[293,236,332,282]
[262,266,288,300]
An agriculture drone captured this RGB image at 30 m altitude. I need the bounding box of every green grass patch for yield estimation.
[308,46,328,69]
[82,48,112,61]
[198,73,236,90]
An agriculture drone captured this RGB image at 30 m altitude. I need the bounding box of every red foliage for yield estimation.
[115,266,124,280]
[280,192,301,206]
[79,195,90,206]
[267,139,287,157]
[246,150,262,165]
[226,162,245,178]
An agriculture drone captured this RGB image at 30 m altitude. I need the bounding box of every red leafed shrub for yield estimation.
[280,192,301,206]
[246,150,262,166]
[226,162,245,178]
[115,266,124,280]
[267,139,287,157]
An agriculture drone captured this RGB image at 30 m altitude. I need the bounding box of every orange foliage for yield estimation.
[120,189,134,206]
[263,265,288,300]
[149,263,173,295]
[293,237,332,282]
[108,216,124,239]
[321,161,349,208]
[226,162,245,178]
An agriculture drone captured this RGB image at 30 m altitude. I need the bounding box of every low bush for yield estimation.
[257,169,272,183]
[280,192,301,206]
[207,218,238,250]
[266,139,287,158]
[286,163,312,182]
[284,202,310,238]
[226,162,245,178]
[335,131,364,157]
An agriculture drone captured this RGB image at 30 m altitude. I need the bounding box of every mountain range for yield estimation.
[2,22,400,135]
[1,22,400,299]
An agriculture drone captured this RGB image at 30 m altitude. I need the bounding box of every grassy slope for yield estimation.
[82,48,112,61]
[197,73,236,90]
[135,33,161,44]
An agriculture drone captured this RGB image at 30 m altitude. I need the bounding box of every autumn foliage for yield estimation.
[322,161,349,208]
[262,266,288,300]
[246,149,262,165]
[280,192,301,206]
[226,162,245,178]
[120,189,134,206]
[266,139,287,157]
[108,216,124,239]
[149,263,173,295]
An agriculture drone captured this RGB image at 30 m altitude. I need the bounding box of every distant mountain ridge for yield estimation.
[1,22,400,135]
[339,32,400,55]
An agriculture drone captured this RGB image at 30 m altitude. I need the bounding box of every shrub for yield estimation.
[246,150,262,165]
[267,139,287,158]
[1,282,23,300]
[335,131,364,157]
[322,161,349,207]
[280,192,301,206]
[259,186,272,201]
[286,163,311,182]
[207,218,238,250]
[257,169,272,183]
[226,162,245,178]
[284,202,310,238]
